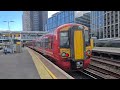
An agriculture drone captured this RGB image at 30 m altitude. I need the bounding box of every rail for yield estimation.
[87,53,120,79]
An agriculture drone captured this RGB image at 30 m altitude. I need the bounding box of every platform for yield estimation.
[0,50,2,56]
[0,47,73,79]
[93,47,120,54]
[0,48,40,79]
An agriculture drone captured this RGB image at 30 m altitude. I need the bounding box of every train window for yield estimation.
[36,41,40,47]
[50,37,53,49]
[84,30,90,46]
[61,32,68,37]
[48,38,52,49]
[60,31,70,48]
[45,38,50,49]
[40,39,43,48]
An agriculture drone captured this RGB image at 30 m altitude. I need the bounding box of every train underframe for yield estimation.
[52,58,91,72]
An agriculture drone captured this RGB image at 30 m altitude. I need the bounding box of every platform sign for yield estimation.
[16,42,21,45]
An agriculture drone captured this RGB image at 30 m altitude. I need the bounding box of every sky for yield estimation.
[0,11,23,31]
[0,11,59,31]
[48,11,59,18]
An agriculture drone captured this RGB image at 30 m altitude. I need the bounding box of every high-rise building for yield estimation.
[90,11,120,39]
[22,11,48,31]
[45,11,90,32]
[75,12,90,28]
[22,11,31,31]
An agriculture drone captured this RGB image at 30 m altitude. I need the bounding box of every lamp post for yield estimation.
[3,21,14,30]
[3,20,14,40]
[3,21,14,53]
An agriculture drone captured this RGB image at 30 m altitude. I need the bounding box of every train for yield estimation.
[26,23,93,72]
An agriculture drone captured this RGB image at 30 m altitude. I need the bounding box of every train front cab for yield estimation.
[69,25,91,70]
[59,24,91,71]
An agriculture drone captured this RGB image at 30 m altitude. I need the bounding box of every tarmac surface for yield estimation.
[0,48,40,79]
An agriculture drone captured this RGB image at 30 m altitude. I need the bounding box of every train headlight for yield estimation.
[86,50,91,57]
[61,52,69,57]
[61,52,66,57]
[87,50,91,55]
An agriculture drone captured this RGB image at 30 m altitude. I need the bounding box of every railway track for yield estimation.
[86,56,120,79]
[68,70,95,79]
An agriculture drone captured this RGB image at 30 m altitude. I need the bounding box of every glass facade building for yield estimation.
[75,12,90,28]
[45,11,74,32]
[23,11,48,31]
[90,11,104,39]
[45,11,90,32]
[91,11,120,39]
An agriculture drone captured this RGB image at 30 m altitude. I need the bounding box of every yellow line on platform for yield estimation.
[27,48,57,79]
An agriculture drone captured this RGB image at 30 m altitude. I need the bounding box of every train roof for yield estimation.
[54,23,89,32]
[32,23,89,42]
[33,33,54,42]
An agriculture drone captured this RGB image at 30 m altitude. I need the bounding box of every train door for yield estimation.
[69,25,85,69]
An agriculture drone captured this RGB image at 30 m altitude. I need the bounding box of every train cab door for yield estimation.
[69,25,85,69]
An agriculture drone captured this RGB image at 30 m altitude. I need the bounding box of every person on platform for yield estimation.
[4,45,8,55]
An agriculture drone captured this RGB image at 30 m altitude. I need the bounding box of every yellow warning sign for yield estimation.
[16,42,21,45]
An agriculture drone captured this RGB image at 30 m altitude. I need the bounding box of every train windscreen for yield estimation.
[60,31,69,48]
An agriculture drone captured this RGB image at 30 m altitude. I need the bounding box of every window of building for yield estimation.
[115,14,118,18]
[115,11,118,14]
[108,35,110,38]
[107,13,110,17]
[111,20,114,24]
[115,24,118,29]
[104,35,106,38]
[115,34,118,37]
[115,29,118,34]
[104,21,106,26]
[111,34,114,38]
[100,29,103,39]
[115,19,118,23]
[111,25,114,30]
[104,14,106,19]
[104,11,106,13]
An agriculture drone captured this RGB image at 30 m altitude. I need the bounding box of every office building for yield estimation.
[90,11,120,39]
[45,11,90,32]
[75,12,90,28]
[22,11,48,31]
